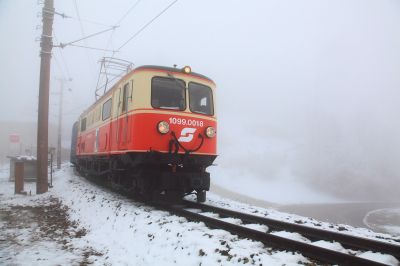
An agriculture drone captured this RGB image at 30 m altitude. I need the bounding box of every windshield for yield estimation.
[189,82,214,115]
[151,77,186,110]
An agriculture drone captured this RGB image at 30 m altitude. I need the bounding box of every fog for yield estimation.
[0,0,399,201]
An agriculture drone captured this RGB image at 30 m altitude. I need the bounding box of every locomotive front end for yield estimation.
[130,66,217,202]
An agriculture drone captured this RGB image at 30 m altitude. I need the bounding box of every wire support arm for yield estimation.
[54,26,118,49]
[66,43,118,53]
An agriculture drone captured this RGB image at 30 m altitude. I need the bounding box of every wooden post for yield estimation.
[15,161,24,194]
[36,0,54,194]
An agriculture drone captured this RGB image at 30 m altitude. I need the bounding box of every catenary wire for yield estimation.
[69,16,114,28]
[57,26,118,48]
[116,0,142,25]
[117,0,178,51]
[73,0,97,69]
[99,0,142,59]
[93,1,143,98]
[68,43,117,52]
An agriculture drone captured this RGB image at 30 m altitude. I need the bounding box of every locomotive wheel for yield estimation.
[196,190,206,203]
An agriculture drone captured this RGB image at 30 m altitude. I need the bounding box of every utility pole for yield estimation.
[55,77,71,169]
[57,78,63,169]
[36,0,54,194]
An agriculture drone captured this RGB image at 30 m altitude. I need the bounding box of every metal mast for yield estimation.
[56,78,64,169]
[55,77,71,169]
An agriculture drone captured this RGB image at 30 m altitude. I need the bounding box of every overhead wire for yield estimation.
[73,0,97,69]
[116,0,142,25]
[58,0,178,100]
[69,16,115,28]
[56,26,118,48]
[100,0,142,59]
[73,0,104,101]
[47,8,114,28]
[93,0,143,98]
[73,0,87,43]
[117,0,178,51]
[68,43,117,52]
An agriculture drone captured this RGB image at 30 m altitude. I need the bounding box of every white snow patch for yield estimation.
[271,231,311,243]
[358,251,399,266]
[311,240,346,253]
[364,208,400,236]
[1,164,399,265]
[14,155,37,161]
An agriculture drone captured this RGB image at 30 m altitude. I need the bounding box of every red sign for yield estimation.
[9,134,20,143]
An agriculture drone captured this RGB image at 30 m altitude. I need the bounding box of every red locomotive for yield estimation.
[71,65,217,202]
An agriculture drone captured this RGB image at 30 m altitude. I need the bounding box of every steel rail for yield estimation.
[182,200,400,260]
[165,205,388,266]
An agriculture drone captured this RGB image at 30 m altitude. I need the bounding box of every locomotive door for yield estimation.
[117,82,131,150]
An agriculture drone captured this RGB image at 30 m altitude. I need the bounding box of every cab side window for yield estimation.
[121,83,130,113]
[80,117,87,131]
[102,98,112,120]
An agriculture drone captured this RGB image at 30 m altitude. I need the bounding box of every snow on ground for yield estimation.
[210,165,343,204]
[1,164,399,266]
[0,165,308,265]
[364,208,400,236]
[13,155,37,161]
[205,192,400,244]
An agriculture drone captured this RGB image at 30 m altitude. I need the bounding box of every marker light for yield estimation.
[182,66,191,74]
[157,121,170,134]
[205,126,216,138]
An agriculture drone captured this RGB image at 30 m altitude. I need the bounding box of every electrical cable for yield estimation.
[68,43,117,52]
[94,0,141,97]
[116,0,142,25]
[73,0,96,69]
[117,0,178,51]
[98,0,142,59]
[70,16,114,27]
[73,0,104,101]
[73,0,86,42]
[56,26,118,48]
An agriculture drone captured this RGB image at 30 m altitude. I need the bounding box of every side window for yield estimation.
[102,98,112,120]
[80,117,87,131]
[121,83,130,113]
[114,88,121,117]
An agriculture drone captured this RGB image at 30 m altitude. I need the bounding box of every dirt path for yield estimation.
[0,196,101,265]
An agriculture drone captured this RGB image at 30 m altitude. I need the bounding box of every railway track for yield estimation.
[157,200,400,266]
[79,171,399,265]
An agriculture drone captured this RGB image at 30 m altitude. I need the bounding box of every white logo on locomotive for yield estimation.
[178,128,197,142]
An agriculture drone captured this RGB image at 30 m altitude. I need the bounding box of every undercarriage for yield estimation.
[74,151,216,203]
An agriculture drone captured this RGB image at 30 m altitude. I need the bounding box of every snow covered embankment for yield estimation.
[53,166,310,265]
[1,164,399,265]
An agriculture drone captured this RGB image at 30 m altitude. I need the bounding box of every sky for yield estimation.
[0,0,400,201]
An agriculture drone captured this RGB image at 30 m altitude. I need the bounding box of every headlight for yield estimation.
[182,66,191,74]
[157,121,170,134]
[205,126,216,138]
